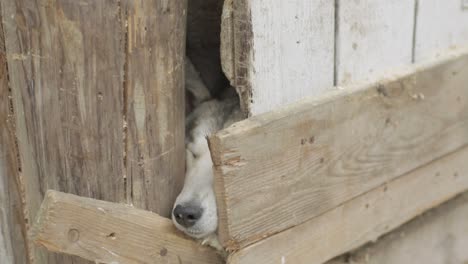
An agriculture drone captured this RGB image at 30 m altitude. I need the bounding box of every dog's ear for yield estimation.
[185,57,211,110]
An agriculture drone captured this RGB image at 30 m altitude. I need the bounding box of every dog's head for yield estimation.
[172,137,217,239]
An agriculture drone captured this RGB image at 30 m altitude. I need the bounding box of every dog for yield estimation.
[172,58,242,251]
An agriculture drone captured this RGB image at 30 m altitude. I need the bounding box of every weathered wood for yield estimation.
[2,1,126,262]
[336,0,415,85]
[209,48,468,249]
[2,0,187,262]
[32,190,223,264]
[227,146,468,264]
[414,0,468,62]
[0,14,29,263]
[123,0,187,217]
[220,0,335,115]
[327,191,468,264]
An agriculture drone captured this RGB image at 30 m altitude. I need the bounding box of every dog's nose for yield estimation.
[173,204,203,228]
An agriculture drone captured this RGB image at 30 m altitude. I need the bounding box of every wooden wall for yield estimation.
[0,0,187,263]
[327,192,468,264]
[0,13,29,263]
[221,0,468,115]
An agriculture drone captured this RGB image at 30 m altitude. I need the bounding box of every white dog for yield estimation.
[172,58,242,251]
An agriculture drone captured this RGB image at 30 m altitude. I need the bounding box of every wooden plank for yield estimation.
[336,0,415,85]
[209,48,468,249]
[220,0,335,115]
[1,1,125,263]
[414,0,468,62]
[0,14,29,263]
[123,0,187,217]
[327,192,468,264]
[227,146,468,264]
[32,190,223,264]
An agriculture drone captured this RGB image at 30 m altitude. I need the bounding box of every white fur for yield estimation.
[172,60,242,251]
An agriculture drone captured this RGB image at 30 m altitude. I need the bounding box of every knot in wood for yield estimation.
[67,229,80,243]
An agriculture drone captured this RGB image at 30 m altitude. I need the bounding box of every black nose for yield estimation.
[173,204,203,228]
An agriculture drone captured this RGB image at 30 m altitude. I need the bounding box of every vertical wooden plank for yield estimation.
[414,0,468,62]
[336,0,415,85]
[0,12,29,263]
[221,0,334,116]
[123,0,187,217]
[1,0,125,263]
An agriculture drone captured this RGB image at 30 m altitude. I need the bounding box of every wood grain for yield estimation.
[414,0,468,62]
[123,0,187,217]
[227,146,468,264]
[327,192,468,264]
[209,49,468,249]
[1,0,187,262]
[0,14,29,263]
[2,1,126,262]
[336,0,415,85]
[32,190,223,264]
[220,0,335,115]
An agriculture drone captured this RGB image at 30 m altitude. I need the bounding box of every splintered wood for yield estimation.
[209,48,468,250]
[32,190,223,264]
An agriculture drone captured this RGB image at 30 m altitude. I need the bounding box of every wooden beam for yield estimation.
[327,191,468,264]
[209,48,468,249]
[227,146,468,264]
[32,190,224,264]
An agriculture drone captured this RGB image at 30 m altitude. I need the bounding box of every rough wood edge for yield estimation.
[231,0,253,116]
[209,46,468,249]
[0,12,31,262]
[226,146,468,264]
[32,190,224,264]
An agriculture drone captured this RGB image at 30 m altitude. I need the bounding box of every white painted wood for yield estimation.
[221,0,335,116]
[414,0,468,62]
[336,0,415,85]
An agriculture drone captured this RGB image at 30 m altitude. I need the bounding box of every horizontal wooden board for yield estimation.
[32,190,223,264]
[209,48,468,249]
[227,146,468,264]
[327,191,468,264]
